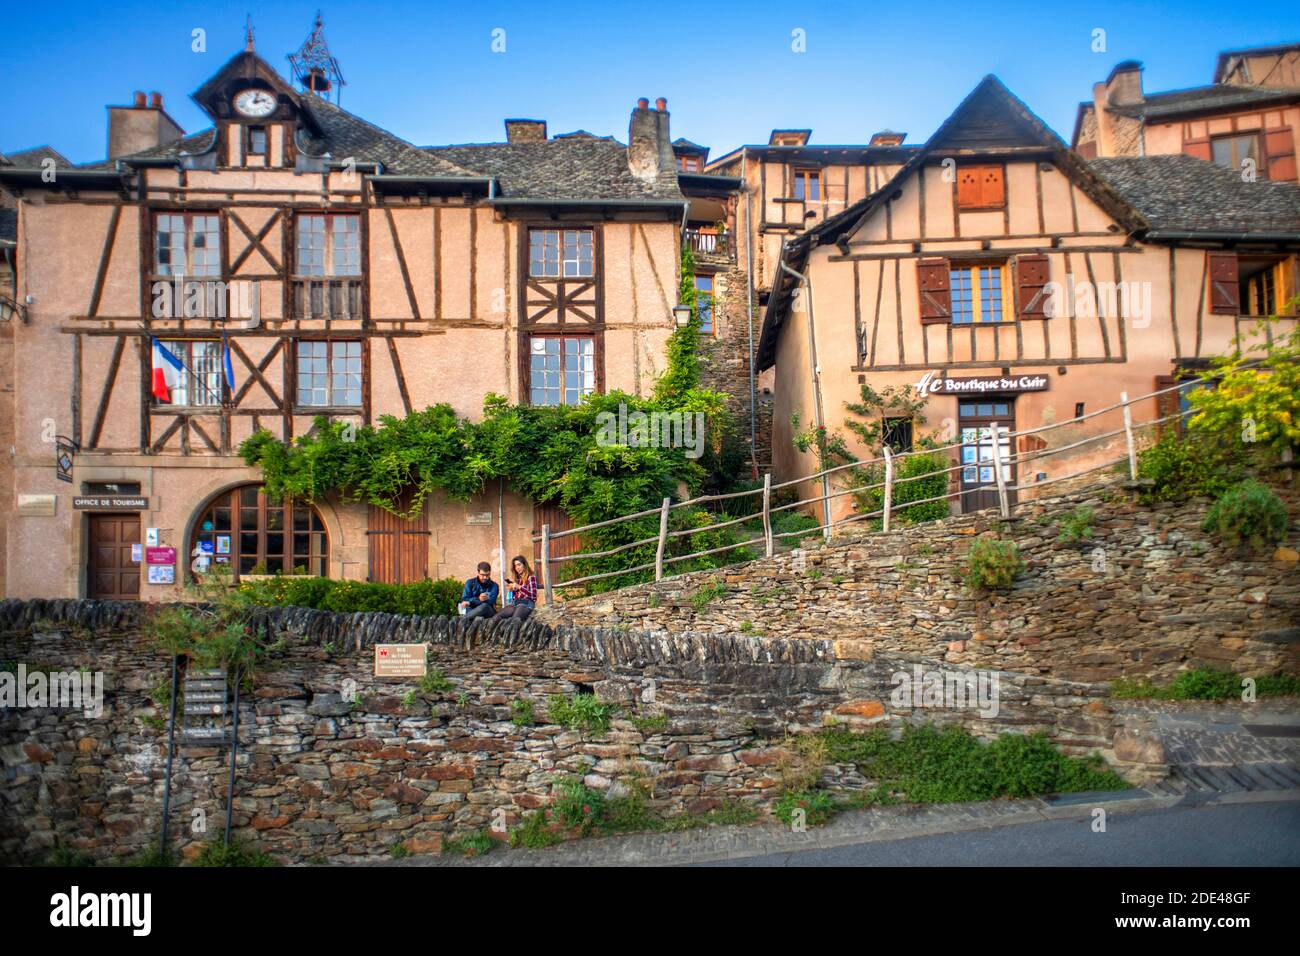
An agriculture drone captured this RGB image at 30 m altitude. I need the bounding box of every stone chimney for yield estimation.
[627,96,674,182]
[1103,60,1144,107]
[504,119,547,144]
[107,90,185,160]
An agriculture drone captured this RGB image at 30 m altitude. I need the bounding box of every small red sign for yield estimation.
[145,547,176,565]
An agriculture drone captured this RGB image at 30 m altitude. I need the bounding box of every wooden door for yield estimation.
[532,502,582,590]
[958,398,1016,513]
[367,488,429,583]
[87,514,141,600]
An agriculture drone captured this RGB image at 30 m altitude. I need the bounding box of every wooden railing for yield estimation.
[532,378,1253,604]
[293,277,364,321]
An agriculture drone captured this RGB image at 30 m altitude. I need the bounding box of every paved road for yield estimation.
[702,800,1300,867]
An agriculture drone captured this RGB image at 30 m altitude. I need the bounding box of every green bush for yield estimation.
[853,449,952,529]
[546,692,616,735]
[1200,480,1288,552]
[772,790,837,827]
[1136,431,1239,502]
[821,725,1127,803]
[1057,505,1095,543]
[191,838,277,867]
[552,776,605,833]
[509,810,562,849]
[1111,668,1300,700]
[239,576,462,617]
[443,831,496,857]
[961,538,1024,590]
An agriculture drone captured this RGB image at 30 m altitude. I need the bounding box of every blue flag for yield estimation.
[222,338,236,397]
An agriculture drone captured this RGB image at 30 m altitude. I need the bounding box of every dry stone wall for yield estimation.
[1,600,1123,865]
[542,485,1300,683]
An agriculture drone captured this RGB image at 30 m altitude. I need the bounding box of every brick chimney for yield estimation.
[627,96,674,182]
[107,90,185,160]
[504,119,547,144]
[1103,60,1144,107]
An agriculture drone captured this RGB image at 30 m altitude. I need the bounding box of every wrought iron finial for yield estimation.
[287,11,346,103]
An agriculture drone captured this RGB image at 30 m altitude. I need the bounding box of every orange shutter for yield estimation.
[1015,254,1051,319]
[1263,127,1298,182]
[1207,252,1240,315]
[956,167,982,208]
[956,164,1005,209]
[980,166,1005,207]
[917,258,952,323]
[1183,136,1211,162]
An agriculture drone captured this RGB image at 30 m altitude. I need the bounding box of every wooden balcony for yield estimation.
[292,277,364,321]
[684,228,732,262]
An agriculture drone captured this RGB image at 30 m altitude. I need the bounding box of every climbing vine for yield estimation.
[238,244,747,591]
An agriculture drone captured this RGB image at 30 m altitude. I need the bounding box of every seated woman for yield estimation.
[495,555,538,621]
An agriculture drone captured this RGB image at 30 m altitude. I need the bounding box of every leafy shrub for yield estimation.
[547,692,615,735]
[1200,480,1288,552]
[419,668,454,693]
[821,725,1127,803]
[510,698,535,727]
[239,576,462,617]
[1057,505,1095,543]
[509,811,562,849]
[1136,431,1238,502]
[552,776,605,833]
[961,539,1024,590]
[443,831,496,858]
[1111,668,1300,700]
[772,790,837,827]
[853,449,953,529]
[191,838,277,867]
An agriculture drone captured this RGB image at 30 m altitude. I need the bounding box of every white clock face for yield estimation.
[233,89,276,118]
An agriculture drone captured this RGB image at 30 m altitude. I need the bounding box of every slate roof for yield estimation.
[423,136,683,202]
[1088,155,1300,235]
[0,145,73,168]
[1112,82,1300,120]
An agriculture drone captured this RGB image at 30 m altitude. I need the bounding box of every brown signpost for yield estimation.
[374,643,429,678]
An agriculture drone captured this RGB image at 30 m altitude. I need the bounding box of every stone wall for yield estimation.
[1,599,1125,865]
[697,264,771,472]
[543,484,1300,684]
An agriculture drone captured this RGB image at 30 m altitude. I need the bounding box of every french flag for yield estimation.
[151,338,183,403]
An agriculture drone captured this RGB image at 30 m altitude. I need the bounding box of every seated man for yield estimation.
[458,562,499,620]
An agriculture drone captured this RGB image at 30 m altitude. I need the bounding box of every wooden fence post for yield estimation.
[990,424,1011,519]
[1120,390,1138,481]
[761,473,773,558]
[541,523,554,606]
[654,497,670,581]
[882,446,894,533]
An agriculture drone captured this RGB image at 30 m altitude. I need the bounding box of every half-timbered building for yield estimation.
[0,32,686,600]
[759,76,1300,515]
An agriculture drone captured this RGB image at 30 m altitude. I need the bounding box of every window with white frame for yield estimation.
[296,340,363,407]
[296,214,362,276]
[529,336,595,406]
[529,229,594,278]
[154,213,221,276]
[156,340,223,407]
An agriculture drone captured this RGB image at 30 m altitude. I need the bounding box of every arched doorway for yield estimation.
[190,484,329,580]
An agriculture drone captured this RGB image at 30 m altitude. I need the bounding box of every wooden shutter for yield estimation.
[1183,136,1211,162]
[1207,252,1240,315]
[917,258,952,324]
[979,166,1005,207]
[1015,254,1051,319]
[366,488,429,584]
[1263,127,1298,182]
[955,164,1004,209]
[1154,375,1181,438]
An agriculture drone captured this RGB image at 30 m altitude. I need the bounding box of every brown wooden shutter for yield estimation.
[1263,127,1298,182]
[917,258,952,323]
[1183,136,1211,162]
[1154,375,1181,439]
[1207,252,1240,314]
[956,168,982,208]
[1015,254,1051,319]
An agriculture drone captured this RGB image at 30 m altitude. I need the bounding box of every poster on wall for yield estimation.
[145,547,176,565]
[131,544,142,563]
[147,565,175,585]
[216,535,231,554]
[199,540,215,555]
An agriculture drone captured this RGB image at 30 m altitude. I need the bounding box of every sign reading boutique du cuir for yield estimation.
[913,370,1050,397]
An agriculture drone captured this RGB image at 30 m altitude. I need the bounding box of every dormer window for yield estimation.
[248,126,268,156]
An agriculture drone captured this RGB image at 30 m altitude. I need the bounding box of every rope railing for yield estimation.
[532,377,1216,605]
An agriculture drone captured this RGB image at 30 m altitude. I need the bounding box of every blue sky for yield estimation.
[1,1,1296,163]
